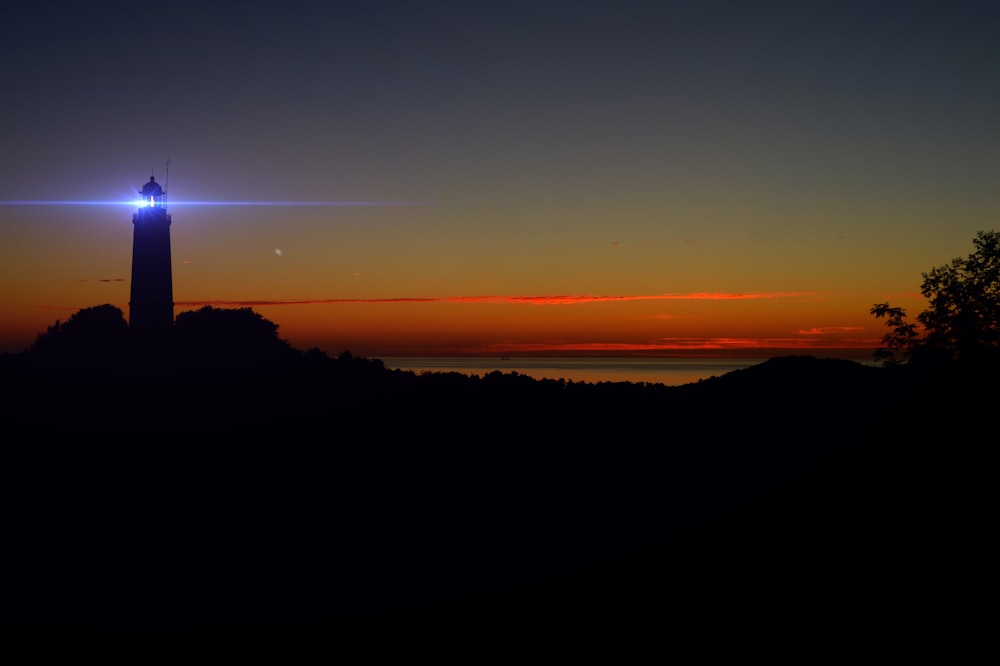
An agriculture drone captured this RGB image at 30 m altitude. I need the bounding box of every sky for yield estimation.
[2,0,999,359]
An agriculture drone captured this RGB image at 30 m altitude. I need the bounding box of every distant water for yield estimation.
[379,356,768,386]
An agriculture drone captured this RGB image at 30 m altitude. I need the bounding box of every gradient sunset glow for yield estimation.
[3,2,997,363]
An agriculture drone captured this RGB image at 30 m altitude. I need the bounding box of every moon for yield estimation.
[275,248,282,257]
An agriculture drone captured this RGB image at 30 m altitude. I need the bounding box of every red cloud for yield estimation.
[175,291,822,308]
[794,326,865,335]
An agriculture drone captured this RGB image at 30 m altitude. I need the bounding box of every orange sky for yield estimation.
[2,3,996,360]
[0,196,963,359]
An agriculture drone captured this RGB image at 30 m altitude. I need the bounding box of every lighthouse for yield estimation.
[129,174,174,337]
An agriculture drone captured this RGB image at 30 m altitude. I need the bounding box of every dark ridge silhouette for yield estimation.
[4,305,993,633]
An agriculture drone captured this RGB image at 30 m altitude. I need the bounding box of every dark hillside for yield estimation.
[6,352,990,633]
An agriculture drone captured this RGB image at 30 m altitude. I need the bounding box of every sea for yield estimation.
[380,354,879,387]
[380,356,768,387]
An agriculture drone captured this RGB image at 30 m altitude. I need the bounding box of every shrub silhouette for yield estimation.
[12,304,306,381]
[28,304,129,355]
[173,305,302,375]
[25,304,130,377]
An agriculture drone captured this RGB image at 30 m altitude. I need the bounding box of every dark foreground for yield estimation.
[6,354,992,635]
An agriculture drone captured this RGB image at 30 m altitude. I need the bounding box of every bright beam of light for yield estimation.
[0,200,420,206]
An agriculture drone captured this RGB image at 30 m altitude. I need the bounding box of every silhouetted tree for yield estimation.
[869,303,920,366]
[872,229,1000,366]
[329,349,390,382]
[25,304,132,380]
[28,304,129,355]
[173,306,302,374]
[303,347,331,364]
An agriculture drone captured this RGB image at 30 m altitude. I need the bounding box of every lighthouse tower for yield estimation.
[129,174,174,337]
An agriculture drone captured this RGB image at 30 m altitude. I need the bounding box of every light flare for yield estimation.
[0,200,420,207]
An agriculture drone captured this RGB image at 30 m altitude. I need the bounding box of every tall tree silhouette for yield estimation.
[872,229,1000,365]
